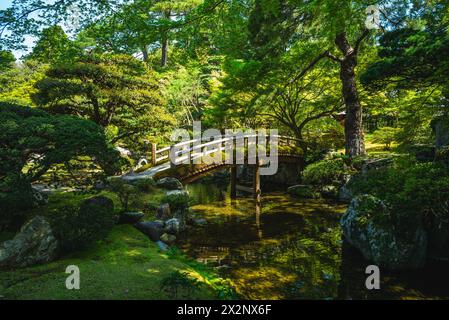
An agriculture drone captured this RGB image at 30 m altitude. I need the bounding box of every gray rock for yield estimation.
[31,187,48,206]
[156,177,183,190]
[341,195,428,270]
[338,184,353,202]
[0,216,58,268]
[155,203,172,221]
[118,212,144,224]
[287,185,320,199]
[156,240,169,251]
[133,221,164,241]
[160,233,177,245]
[164,218,183,235]
[338,174,356,202]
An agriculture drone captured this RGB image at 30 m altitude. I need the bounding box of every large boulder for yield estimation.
[338,175,354,202]
[31,187,49,206]
[118,212,144,224]
[156,177,183,190]
[0,216,58,268]
[287,185,320,199]
[338,184,353,202]
[341,195,427,270]
[133,221,164,241]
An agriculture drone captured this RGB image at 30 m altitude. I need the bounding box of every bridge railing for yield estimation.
[150,134,303,167]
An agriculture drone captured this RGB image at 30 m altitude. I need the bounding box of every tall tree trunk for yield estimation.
[160,10,170,67]
[335,32,366,157]
[161,36,168,67]
[141,46,149,62]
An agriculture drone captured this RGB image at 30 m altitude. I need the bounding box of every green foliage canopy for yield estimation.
[0,102,123,226]
[32,53,176,145]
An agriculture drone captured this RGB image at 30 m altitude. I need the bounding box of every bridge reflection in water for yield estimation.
[179,182,449,300]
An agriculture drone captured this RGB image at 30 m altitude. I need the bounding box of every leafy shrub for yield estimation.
[302,158,351,186]
[132,178,156,192]
[0,102,122,229]
[160,270,202,299]
[371,127,400,150]
[161,191,190,211]
[49,196,115,253]
[0,176,35,230]
[435,146,449,165]
[108,178,139,211]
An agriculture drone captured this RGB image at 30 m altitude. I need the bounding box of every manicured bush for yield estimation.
[49,196,115,253]
[0,102,123,230]
[0,176,35,230]
[108,178,139,211]
[161,190,190,211]
[302,158,350,186]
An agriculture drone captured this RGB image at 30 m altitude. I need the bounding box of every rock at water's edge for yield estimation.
[133,221,164,242]
[341,194,427,270]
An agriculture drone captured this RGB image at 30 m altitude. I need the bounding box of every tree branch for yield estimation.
[325,51,343,63]
[354,28,370,54]
[287,50,340,86]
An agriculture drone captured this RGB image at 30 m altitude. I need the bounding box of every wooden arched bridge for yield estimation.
[122,134,304,200]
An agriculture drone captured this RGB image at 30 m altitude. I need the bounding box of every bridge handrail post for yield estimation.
[151,143,157,166]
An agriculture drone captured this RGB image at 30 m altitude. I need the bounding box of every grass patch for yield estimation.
[0,225,225,300]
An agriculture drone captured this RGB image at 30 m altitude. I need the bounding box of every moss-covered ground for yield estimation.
[0,188,232,300]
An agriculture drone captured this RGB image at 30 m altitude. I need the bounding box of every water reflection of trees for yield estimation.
[188,211,343,299]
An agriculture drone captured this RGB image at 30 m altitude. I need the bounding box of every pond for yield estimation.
[178,181,449,300]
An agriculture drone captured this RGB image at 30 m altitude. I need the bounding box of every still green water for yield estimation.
[179,182,449,300]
